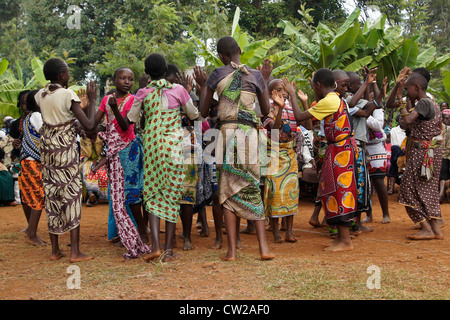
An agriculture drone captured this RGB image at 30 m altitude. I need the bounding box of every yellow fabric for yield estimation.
[308,92,341,121]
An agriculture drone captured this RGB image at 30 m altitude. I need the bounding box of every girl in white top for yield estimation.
[35,58,97,263]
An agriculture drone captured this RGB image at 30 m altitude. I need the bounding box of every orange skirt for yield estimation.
[18,159,44,210]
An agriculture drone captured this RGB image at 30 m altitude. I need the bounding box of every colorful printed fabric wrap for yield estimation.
[98,119,151,259]
[413,136,442,181]
[21,113,41,161]
[40,120,82,235]
[142,79,185,223]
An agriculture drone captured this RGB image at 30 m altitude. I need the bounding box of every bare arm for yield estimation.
[193,66,214,119]
[72,80,97,131]
[348,68,377,108]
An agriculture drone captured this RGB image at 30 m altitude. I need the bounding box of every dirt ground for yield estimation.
[0,184,449,301]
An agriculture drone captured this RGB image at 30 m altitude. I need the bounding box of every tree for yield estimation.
[278,7,450,85]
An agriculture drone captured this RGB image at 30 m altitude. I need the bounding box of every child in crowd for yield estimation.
[285,68,358,251]
[194,36,275,261]
[397,73,444,240]
[94,67,151,259]
[18,89,45,246]
[262,77,311,243]
[35,58,96,262]
[126,53,199,261]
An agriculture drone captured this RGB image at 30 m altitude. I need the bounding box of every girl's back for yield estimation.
[35,86,80,125]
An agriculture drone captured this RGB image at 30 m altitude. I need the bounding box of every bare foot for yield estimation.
[183,239,193,251]
[69,252,94,263]
[142,250,161,262]
[381,216,391,224]
[285,232,297,242]
[220,254,236,262]
[309,218,322,228]
[25,234,46,246]
[199,227,210,237]
[358,224,373,233]
[162,250,180,262]
[273,229,283,243]
[49,252,65,261]
[211,239,223,249]
[260,252,275,260]
[361,216,372,224]
[323,241,353,252]
[240,226,255,234]
[407,230,435,240]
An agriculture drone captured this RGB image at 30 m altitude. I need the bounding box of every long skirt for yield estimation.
[18,159,44,210]
[0,169,14,202]
[264,143,299,218]
[366,142,388,179]
[40,120,82,235]
[399,146,442,223]
[355,145,371,212]
[217,125,264,221]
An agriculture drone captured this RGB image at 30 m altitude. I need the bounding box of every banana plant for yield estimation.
[0,57,47,119]
[278,7,450,87]
[191,6,294,74]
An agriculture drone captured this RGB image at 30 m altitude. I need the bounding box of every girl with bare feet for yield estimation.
[278,68,359,252]
[18,90,45,247]
[194,37,275,261]
[262,78,312,243]
[35,58,96,262]
[94,67,152,259]
[396,72,444,240]
[125,53,199,262]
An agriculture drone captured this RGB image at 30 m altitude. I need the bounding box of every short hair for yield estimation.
[217,36,240,57]
[26,89,40,112]
[412,67,430,83]
[43,58,68,81]
[268,78,282,91]
[332,69,349,81]
[166,64,180,77]
[406,73,428,90]
[17,90,30,108]
[312,68,335,88]
[346,71,361,83]
[112,67,133,80]
[144,53,167,79]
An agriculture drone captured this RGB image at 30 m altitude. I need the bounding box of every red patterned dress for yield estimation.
[310,92,358,226]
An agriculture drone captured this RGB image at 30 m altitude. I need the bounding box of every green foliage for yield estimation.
[278,6,450,94]
[0,57,46,119]
[192,6,294,74]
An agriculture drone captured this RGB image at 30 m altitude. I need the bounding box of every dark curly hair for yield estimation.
[144,53,167,80]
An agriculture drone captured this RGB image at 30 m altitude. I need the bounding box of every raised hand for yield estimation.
[297,89,308,104]
[259,58,273,84]
[272,90,285,108]
[177,72,194,93]
[282,77,296,98]
[397,67,410,84]
[365,67,378,84]
[193,66,207,88]
[86,80,98,103]
[79,88,89,110]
